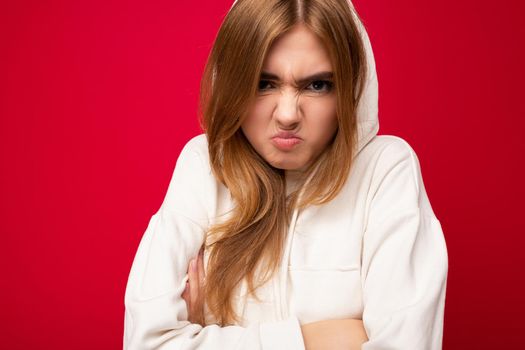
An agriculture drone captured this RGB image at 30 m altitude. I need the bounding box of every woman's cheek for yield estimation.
[304,97,338,135]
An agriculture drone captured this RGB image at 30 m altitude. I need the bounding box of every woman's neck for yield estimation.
[285,169,304,196]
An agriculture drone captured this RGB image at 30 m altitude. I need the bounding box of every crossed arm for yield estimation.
[182,248,369,350]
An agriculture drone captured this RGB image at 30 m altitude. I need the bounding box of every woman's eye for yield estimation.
[257,79,333,93]
[306,80,333,93]
[258,80,274,91]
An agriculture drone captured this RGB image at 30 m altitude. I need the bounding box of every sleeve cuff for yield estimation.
[259,316,305,350]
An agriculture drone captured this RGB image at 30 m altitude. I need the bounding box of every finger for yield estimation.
[188,258,199,309]
[187,260,197,323]
[198,248,205,287]
[196,250,206,325]
[194,252,205,325]
[182,280,190,306]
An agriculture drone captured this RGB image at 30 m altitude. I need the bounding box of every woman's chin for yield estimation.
[268,161,308,172]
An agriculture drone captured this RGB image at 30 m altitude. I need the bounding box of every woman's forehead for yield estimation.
[262,24,333,80]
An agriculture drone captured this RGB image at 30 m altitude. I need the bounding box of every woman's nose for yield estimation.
[274,91,301,127]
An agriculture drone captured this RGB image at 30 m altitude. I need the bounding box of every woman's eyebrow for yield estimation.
[260,71,334,85]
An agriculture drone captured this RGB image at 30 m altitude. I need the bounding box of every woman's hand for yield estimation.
[181,246,206,326]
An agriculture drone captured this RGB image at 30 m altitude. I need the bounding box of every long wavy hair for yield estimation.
[198,0,367,326]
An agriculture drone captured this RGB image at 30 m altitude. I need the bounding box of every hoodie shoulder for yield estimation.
[357,135,423,178]
[361,135,440,219]
[364,135,418,159]
[177,133,212,180]
[366,135,422,183]
[178,133,212,168]
[183,133,208,154]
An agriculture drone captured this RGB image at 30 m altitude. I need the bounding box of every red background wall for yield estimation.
[1,0,524,348]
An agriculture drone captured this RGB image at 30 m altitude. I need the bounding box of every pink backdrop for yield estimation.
[1,0,524,348]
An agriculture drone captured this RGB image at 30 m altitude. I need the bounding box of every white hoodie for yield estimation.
[123,1,448,349]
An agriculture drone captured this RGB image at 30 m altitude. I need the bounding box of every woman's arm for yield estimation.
[184,250,369,350]
[301,319,368,350]
[359,139,448,349]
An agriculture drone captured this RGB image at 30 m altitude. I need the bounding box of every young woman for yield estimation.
[123,0,448,349]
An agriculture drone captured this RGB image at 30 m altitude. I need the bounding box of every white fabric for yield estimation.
[123,0,448,349]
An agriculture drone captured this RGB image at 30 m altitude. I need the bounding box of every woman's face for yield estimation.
[241,23,338,173]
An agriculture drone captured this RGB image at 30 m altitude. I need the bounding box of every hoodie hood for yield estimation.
[348,1,380,155]
[228,0,379,156]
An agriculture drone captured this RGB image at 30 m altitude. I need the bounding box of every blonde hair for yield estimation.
[198,0,367,325]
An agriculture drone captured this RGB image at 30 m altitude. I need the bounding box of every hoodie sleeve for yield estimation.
[123,137,306,350]
[360,138,448,350]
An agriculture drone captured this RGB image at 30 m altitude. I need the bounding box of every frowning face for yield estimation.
[241,23,338,174]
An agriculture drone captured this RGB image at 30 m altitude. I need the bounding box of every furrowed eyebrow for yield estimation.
[260,71,334,86]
